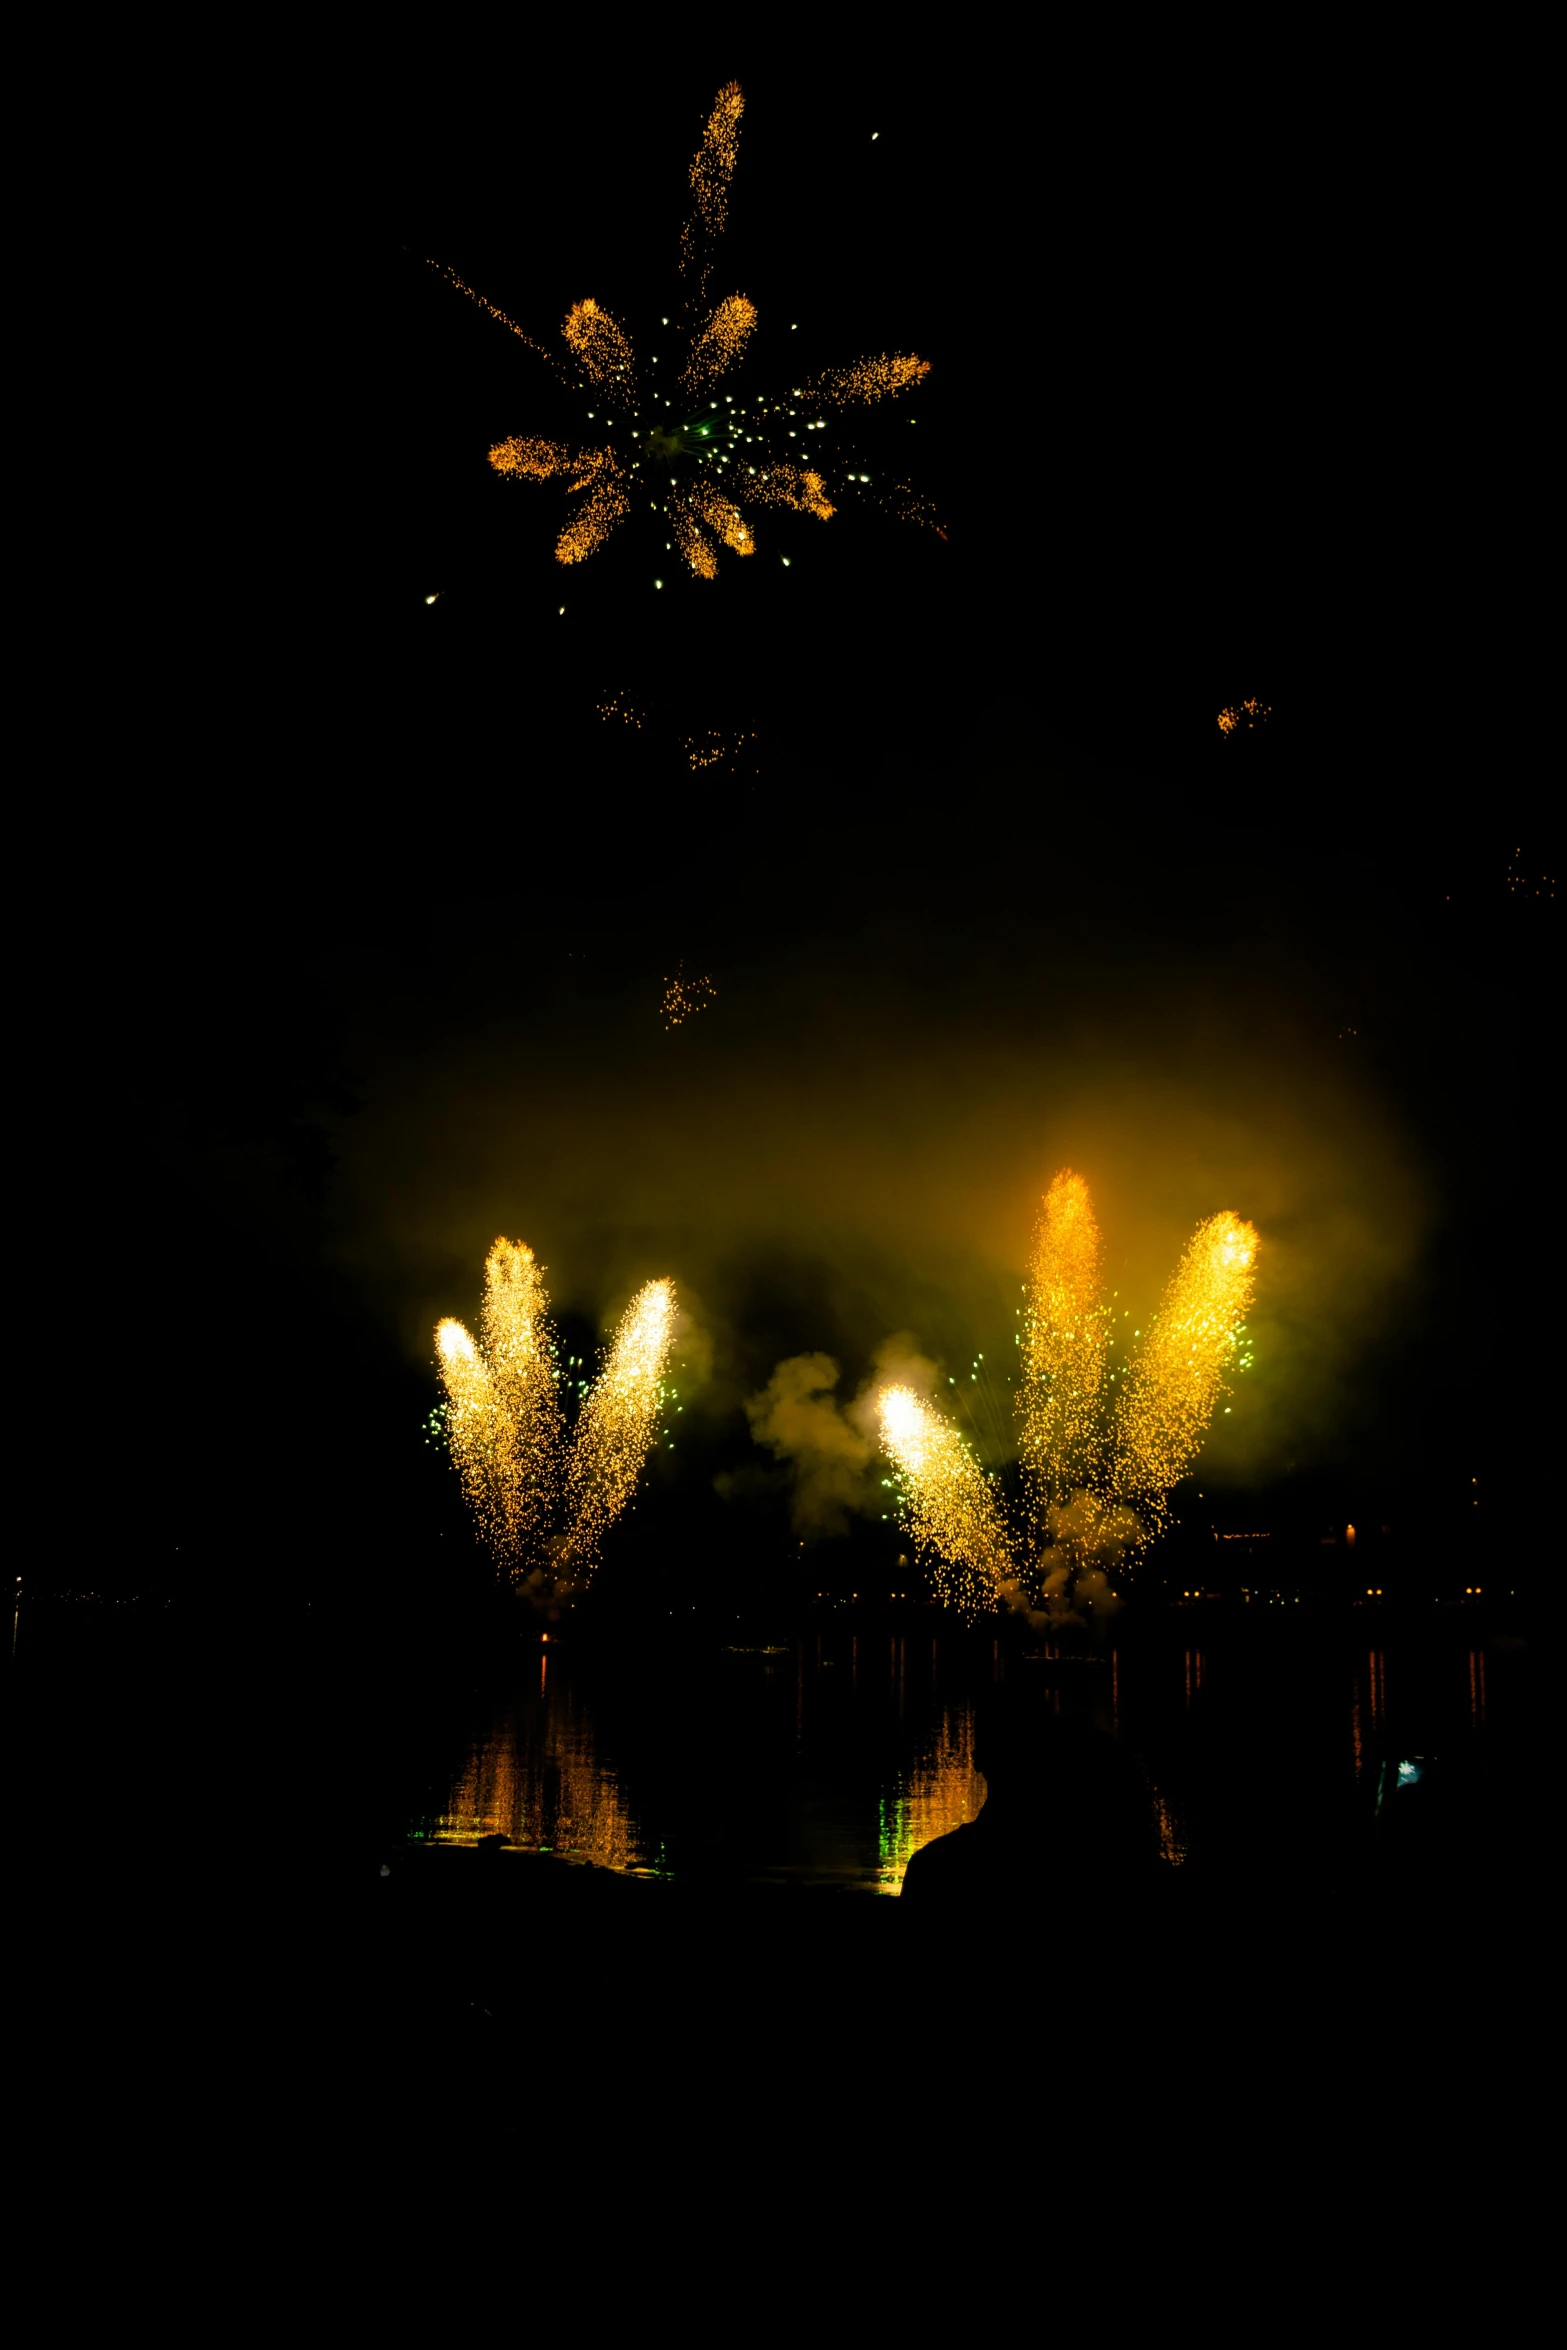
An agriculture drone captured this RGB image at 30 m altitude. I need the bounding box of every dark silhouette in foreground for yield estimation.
[901,1687,1160,1927]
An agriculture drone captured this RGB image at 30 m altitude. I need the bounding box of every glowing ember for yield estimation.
[660,967,717,1027]
[1218,698,1271,734]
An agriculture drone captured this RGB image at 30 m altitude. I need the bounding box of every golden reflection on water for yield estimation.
[435,1659,647,1871]
[422,1634,1496,1888]
[1153,1791,1187,1868]
[875,1697,984,1894]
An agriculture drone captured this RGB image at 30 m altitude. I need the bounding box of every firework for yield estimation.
[435,1316,506,1552]
[879,1386,1012,1618]
[682,293,759,394]
[660,967,716,1027]
[1109,1212,1258,1539]
[1017,1169,1111,1525]
[479,1239,564,1557]
[804,354,932,407]
[680,79,746,304]
[435,1244,675,1598]
[682,727,758,772]
[595,692,757,772]
[562,1280,677,1584]
[1218,698,1271,734]
[878,1176,1260,1620]
[429,80,939,584]
[424,259,565,379]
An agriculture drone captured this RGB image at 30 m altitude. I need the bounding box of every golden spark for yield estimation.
[660,967,717,1027]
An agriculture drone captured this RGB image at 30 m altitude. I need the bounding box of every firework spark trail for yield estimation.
[868,479,946,537]
[879,1386,1012,1619]
[685,478,754,555]
[746,465,836,521]
[681,293,758,393]
[423,259,567,381]
[563,297,636,390]
[1109,1211,1259,1540]
[479,1239,564,1557]
[436,1317,509,1556]
[486,435,579,481]
[680,80,745,304]
[1018,1169,1111,1528]
[561,1278,677,1584]
[668,504,718,578]
[554,466,630,564]
[804,354,932,406]
[487,436,631,564]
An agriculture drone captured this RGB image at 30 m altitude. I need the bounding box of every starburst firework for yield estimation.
[430,81,941,586]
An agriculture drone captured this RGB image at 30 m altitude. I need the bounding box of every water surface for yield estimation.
[410,1624,1514,1892]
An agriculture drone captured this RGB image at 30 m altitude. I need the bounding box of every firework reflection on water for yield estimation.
[414,1637,987,1891]
[401,1634,1507,1891]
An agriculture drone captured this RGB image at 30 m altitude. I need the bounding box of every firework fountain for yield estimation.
[879,1172,1259,1623]
[436,1239,677,1605]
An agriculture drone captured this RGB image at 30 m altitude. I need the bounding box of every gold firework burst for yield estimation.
[660,966,717,1027]
[430,81,940,584]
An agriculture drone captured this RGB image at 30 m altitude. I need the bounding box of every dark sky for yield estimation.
[70,52,1551,1597]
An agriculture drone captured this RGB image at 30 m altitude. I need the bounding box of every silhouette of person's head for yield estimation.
[902,1678,1157,1918]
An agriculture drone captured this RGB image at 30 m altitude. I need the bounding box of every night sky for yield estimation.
[74,52,1550,1614]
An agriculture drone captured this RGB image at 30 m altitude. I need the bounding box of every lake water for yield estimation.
[406,1619,1519,1893]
